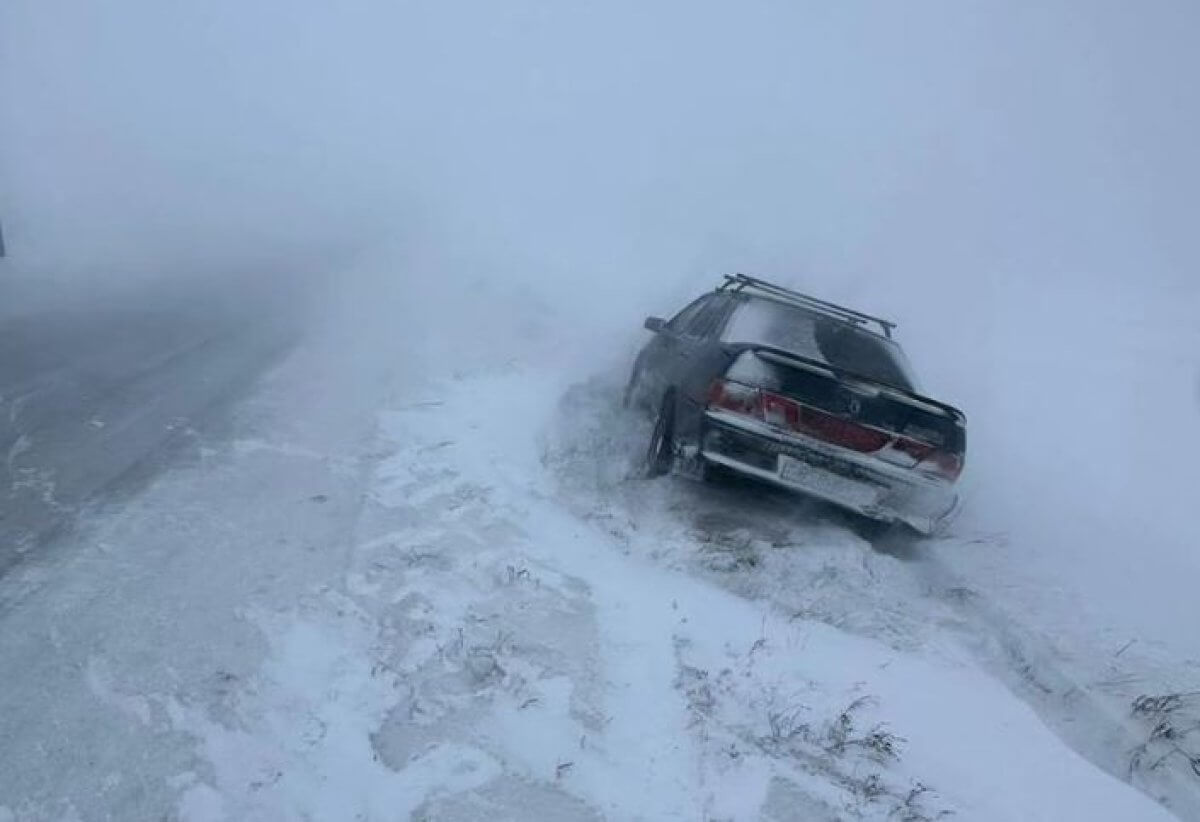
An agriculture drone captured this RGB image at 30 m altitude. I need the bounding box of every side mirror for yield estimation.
[644,316,666,333]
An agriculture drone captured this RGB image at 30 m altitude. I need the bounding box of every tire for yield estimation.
[644,394,675,478]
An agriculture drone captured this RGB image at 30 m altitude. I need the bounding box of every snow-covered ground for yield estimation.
[1,267,1193,821]
[4,1,1199,819]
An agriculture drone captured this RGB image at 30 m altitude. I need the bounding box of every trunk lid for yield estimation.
[714,347,966,480]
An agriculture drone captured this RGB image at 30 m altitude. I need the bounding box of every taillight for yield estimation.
[891,437,935,462]
[919,450,964,482]
[707,379,763,418]
[762,392,800,429]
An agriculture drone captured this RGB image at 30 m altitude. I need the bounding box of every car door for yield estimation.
[638,295,710,399]
[672,295,736,433]
[673,295,727,367]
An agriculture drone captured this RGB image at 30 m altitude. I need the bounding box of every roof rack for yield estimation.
[719,273,897,338]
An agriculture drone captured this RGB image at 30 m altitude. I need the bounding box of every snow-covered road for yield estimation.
[0,274,302,574]
[1,275,1194,821]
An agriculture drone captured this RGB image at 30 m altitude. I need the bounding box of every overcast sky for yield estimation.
[2,1,1197,298]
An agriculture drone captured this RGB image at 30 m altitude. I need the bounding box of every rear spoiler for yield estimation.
[735,344,966,424]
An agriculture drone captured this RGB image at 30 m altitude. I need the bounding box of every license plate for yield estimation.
[778,455,880,507]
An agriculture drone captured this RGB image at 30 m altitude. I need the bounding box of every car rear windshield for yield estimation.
[722,297,918,391]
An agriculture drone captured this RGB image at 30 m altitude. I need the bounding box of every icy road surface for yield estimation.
[0,289,1193,821]
[0,275,300,575]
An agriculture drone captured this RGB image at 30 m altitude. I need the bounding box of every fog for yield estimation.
[6,4,1200,816]
[3,0,1200,654]
[5,2,1197,286]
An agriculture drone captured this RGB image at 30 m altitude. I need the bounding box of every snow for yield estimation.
[3,0,1200,819]
[0,284,1188,819]
[362,362,1176,821]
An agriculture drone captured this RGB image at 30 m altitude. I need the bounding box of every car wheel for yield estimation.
[644,394,675,477]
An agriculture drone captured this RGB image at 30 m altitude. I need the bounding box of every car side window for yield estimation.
[683,296,730,339]
[667,297,709,333]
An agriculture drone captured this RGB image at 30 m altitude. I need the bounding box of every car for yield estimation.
[624,274,966,535]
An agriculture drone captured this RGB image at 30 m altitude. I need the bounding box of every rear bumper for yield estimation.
[699,410,959,535]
